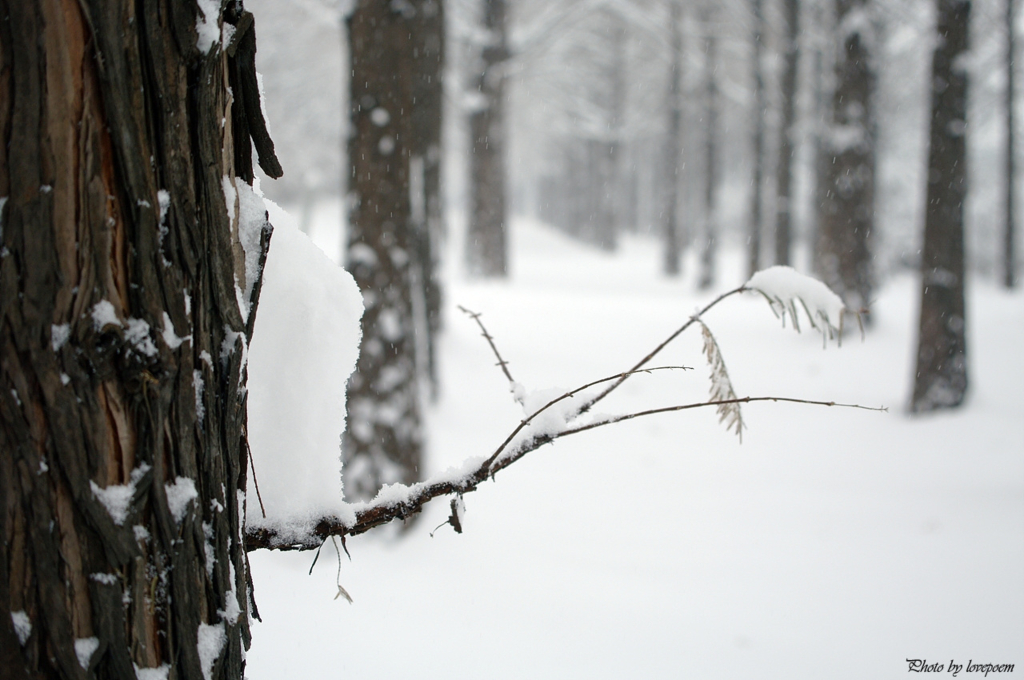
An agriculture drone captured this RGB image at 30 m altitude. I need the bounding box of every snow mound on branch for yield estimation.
[745,266,847,342]
[516,384,580,438]
[246,199,363,541]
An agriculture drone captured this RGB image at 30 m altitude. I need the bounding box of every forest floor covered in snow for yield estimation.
[245,210,1022,679]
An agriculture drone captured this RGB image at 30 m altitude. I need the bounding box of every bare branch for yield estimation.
[576,286,746,414]
[243,285,883,554]
[556,396,888,440]
[482,364,691,470]
[243,392,884,553]
[458,305,518,393]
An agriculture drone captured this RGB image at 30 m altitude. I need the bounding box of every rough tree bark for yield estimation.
[343,2,424,500]
[748,0,766,279]
[465,0,509,278]
[698,7,718,291]
[1004,0,1017,289]
[911,0,970,413]
[816,0,875,315]
[663,0,685,277]
[0,1,281,678]
[410,0,445,395]
[775,0,800,266]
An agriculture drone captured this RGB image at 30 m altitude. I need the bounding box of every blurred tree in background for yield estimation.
[815,0,876,317]
[465,0,511,276]
[911,0,970,413]
[342,1,430,500]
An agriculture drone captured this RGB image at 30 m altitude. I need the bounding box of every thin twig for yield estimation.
[245,434,267,518]
[330,536,353,602]
[576,286,746,415]
[481,365,692,471]
[556,396,888,439]
[458,305,517,387]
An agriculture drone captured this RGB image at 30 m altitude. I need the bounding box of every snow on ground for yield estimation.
[246,213,1022,679]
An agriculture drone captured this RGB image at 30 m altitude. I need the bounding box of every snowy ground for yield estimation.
[245,211,1023,679]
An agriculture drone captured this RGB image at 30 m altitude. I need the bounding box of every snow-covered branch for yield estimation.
[244,267,881,553]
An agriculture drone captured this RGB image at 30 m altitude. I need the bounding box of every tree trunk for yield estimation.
[1004,0,1017,289]
[748,0,766,279]
[0,1,280,677]
[775,0,800,266]
[465,0,509,278]
[810,0,830,282]
[816,0,875,315]
[411,0,445,397]
[592,9,626,253]
[911,0,970,413]
[343,2,423,500]
[698,10,719,291]
[663,0,685,277]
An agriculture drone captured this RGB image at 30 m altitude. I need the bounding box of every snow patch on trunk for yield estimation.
[75,637,99,669]
[165,477,198,523]
[11,611,31,645]
[197,623,226,680]
[90,464,151,525]
[196,0,221,53]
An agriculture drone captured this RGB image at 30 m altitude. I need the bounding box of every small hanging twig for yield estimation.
[308,538,326,575]
[331,536,352,603]
[429,496,465,537]
[245,433,267,519]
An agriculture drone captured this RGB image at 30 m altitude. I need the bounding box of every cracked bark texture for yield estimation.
[0,1,279,677]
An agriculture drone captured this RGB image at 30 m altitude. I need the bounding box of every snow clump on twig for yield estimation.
[745,266,847,345]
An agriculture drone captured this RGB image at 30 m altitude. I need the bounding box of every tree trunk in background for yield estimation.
[411,0,445,396]
[911,0,970,413]
[698,10,718,290]
[592,9,626,252]
[663,0,685,277]
[466,0,509,277]
[816,0,875,315]
[748,0,766,279]
[1004,0,1017,289]
[810,0,830,281]
[775,0,800,266]
[343,2,423,500]
[0,2,280,677]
